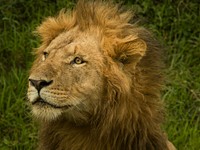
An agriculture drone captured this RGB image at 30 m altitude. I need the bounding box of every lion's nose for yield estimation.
[29,79,53,92]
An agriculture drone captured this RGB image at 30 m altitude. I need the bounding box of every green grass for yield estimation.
[0,0,199,149]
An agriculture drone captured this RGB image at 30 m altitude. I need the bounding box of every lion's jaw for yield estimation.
[27,31,104,123]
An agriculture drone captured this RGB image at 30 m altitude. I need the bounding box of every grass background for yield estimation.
[0,0,199,149]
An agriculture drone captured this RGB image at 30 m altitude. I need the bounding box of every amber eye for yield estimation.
[73,57,84,64]
[42,52,48,61]
[44,51,49,57]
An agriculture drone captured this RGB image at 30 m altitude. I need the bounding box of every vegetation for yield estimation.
[0,0,199,149]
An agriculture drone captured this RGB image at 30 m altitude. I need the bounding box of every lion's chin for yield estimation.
[31,106,63,121]
[30,97,73,121]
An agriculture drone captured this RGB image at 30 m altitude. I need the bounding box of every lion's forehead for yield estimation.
[46,31,101,55]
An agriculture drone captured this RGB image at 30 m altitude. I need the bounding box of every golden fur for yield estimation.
[27,1,176,149]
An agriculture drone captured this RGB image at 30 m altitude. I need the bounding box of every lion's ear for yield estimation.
[115,38,147,66]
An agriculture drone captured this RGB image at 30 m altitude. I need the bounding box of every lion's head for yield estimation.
[28,1,148,124]
[27,1,174,149]
[28,30,106,122]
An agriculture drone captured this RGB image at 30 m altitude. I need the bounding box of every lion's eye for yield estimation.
[42,52,48,61]
[43,52,48,58]
[71,57,84,65]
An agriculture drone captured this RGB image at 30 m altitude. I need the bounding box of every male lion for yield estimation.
[27,1,176,150]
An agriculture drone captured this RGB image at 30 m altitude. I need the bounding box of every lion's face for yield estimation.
[28,30,105,122]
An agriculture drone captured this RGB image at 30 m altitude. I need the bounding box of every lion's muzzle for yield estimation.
[29,79,53,92]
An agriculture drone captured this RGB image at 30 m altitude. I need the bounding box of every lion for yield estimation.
[27,1,176,150]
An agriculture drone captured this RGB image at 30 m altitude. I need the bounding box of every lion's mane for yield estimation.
[30,1,175,150]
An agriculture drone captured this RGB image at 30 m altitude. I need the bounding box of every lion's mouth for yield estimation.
[32,97,71,109]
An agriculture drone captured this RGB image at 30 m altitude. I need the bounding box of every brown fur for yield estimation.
[27,1,175,150]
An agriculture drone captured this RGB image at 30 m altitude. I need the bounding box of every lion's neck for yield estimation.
[38,119,92,150]
[38,110,168,150]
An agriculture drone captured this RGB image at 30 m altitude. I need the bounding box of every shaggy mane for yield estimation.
[33,1,174,150]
